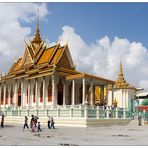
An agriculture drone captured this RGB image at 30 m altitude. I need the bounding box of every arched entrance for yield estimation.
[48,82,52,102]
[33,84,35,103]
[57,79,63,105]
[10,88,13,105]
[40,82,43,103]
[67,82,72,105]
[18,87,21,107]
[79,84,82,104]
[6,88,8,105]
[1,88,3,105]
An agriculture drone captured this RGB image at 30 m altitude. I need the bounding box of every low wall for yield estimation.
[1,106,131,119]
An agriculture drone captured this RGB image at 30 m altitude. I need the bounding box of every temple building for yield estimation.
[108,63,137,111]
[0,20,115,110]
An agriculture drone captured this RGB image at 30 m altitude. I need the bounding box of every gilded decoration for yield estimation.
[114,63,136,89]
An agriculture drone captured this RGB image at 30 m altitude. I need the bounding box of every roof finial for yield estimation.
[117,62,125,81]
[113,61,135,89]
[36,8,39,36]
[119,61,123,77]
[32,7,42,44]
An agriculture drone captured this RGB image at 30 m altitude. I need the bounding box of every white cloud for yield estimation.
[60,25,148,90]
[0,3,48,74]
[0,3,148,91]
[139,80,148,90]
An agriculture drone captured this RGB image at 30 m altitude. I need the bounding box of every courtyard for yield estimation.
[0,119,148,146]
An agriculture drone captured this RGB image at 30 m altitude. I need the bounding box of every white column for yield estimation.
[84,106,88,118]
[43,77,46,107]
[122,89,123,108]
[96,106,100,119]
[124,89,127,109]
[106,84,109,106]
[72,80,75,105]
[63,81,66,105]
[13,80,18,107]
[111,84,114,105]
[52,75,57,105]
[21,79,24,107]
[8,85,11,106]
[30,81,33,107]
[123,108,126,119]
[35,79,38,108]
[23,81,26,106]
[82,78,86,104]
[116,108,118,119]
[90,81,93,105]
[28,80,31,106]
[3,84,6,107]
[106,106,109,119]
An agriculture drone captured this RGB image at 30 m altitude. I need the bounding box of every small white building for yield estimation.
[108,63,137,111]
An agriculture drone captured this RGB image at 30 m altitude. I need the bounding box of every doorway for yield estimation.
[18,88,21,107]
[57,80,63,105]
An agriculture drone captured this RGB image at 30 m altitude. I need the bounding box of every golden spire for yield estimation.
[31,9,42,44]
[117,62,126,83]
[114,62,127,88]
[114,62,135,89]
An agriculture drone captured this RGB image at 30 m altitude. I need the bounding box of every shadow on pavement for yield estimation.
[3,125,16,128]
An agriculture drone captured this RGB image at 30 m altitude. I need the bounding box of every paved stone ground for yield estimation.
[0,119,148,146]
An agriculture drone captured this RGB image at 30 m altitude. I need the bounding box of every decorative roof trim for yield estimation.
[47,43,60,64]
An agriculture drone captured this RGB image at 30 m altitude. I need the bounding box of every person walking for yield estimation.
[50,117,55,129]
[1,115,4,128]
[23,116,29,131]
[30,115,35,129]
[138,116,142,126]
[37,122,42,132]
[47,116,51,129]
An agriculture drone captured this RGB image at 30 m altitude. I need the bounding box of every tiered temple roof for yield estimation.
[0,20,115,85]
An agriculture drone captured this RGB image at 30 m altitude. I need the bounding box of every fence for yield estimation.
[0,105,131,119]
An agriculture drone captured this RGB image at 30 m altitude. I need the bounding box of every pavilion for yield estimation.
[0,20,115,110]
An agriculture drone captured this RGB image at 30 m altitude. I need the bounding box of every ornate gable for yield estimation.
[57,45,75,70]
[23,51,33,66]
[57,49,73,69]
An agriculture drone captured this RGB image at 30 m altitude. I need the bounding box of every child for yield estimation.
[50,117,55,129]
[31,121,35,132]
[37,122,42,132]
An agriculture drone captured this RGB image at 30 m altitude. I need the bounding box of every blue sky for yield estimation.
[1,3,148,89]
[28,3,148,48]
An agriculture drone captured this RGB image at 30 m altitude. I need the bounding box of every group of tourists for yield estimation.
[23,115,42,132]
[47,116,55,129]
[23,114,55,132]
